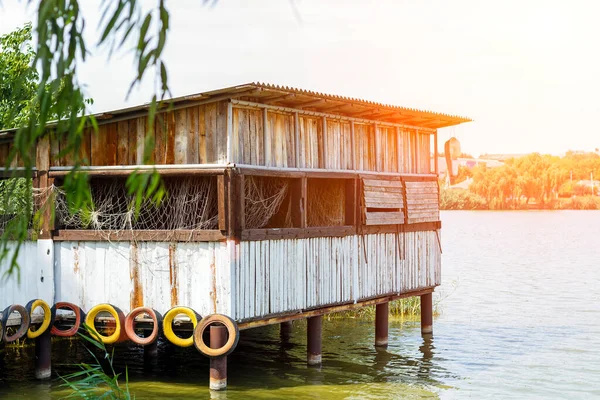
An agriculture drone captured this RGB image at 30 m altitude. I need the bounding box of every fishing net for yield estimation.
[307,178,345,227]
[244,176,291,229]
[55,176,219,231]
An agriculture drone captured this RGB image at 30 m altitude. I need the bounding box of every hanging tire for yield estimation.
[84,304,126,345]
[193,314,239,358]
[51,302,85,337]
[25,299,54,339]
[124,307,162,346]
[1,304,30,343]
[162,306,200,348]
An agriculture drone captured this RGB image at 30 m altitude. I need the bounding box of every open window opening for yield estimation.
[306,178,347,227]
[244,176,295,229]
[55,176,219,230]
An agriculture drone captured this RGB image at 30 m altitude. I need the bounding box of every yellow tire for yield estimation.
[163,306,199,347]
[84,304,124,345]
[26,299,53,339]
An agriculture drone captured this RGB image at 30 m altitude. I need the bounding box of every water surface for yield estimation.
[1,211,599,399]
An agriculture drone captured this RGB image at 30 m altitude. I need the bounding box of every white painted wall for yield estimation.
[0,232,440,321]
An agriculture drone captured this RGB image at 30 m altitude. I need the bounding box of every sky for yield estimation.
[1,0,599,157]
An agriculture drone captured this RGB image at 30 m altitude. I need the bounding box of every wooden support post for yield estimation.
[293,111,300,168]
[209,325,228,391]
[227,170,244,240]
[217,174,227,232]
[344,178,357,226]
[396,127,403,173]
[375,302,389,348]
[144,329,159,359]
[263,108,270,167]
[307,315,322,366]
[280,321,292,342]
[349,121,355,170]
[36,135,53,238]
[421,293,433,335]
[34,330,52,379]
[433,130,439,175]
[374,123,381,172]
[291,178,307,228]
[226,101,233,163]
[321,117,328,169]
[414,130,420,174]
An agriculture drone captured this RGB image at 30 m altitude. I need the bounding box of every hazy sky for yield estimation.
[1,0,599,156]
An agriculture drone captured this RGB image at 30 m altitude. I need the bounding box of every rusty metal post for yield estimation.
[280,321,292,342]
[307,316,322,366]
[421,293,433,335]
[375,302,389,347]
[209,325,228,391]
[34,330,52,379]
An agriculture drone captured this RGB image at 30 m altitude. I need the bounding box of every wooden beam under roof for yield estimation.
[359,111,399,120]
[319,101,350,112]
[297,98,328,109]
[263,93,297,104]
[349,108,384,118]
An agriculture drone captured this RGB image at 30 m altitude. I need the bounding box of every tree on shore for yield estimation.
[1,2,177,276]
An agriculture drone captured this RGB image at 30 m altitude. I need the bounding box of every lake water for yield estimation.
[1,211,600,399]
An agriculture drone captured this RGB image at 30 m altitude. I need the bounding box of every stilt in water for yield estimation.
[209,325,228,391]
[144,329,159,359]
[280,321,292,342]
[307,316,322,366]
[34,330,52,379]
[375,302,389,348]
[420,293,433,335]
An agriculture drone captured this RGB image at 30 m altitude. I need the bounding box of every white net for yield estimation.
[55,176,218,231]
[244,176,290,229]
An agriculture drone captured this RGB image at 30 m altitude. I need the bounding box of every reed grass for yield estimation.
[327,297,440,321]
[58,323,132,399]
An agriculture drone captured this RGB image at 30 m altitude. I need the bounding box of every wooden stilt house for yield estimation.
[0,82,470,328]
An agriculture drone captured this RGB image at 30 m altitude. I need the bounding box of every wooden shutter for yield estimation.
[404,179,440,223]
[361,176,405,225]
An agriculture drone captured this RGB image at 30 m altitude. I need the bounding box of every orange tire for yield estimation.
[51,302,84,337]
[124,307,162,345]
[193,314,239,358]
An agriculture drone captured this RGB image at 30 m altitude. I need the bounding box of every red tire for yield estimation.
[50,302,84,337]
[1,305,30,343]
[124,307,162,345]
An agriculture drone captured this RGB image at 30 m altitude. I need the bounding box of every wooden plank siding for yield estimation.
[361,176,405,225]
[233,230,441,321]
[404,180,440,223]
[0,101,433,175]
[38,102,228,168]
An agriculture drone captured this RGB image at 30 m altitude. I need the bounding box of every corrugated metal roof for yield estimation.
[250,82,471,122]
[0,82,471,135]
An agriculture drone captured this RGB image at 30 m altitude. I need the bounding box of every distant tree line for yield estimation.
[441,152,600,210]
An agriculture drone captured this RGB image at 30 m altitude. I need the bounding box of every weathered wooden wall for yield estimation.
[53,241,231,316]
[233,230,441,321]
[0,240,54,310]
[1,100,432,173]
[231,105,433,174]
[0,232,440,322]
[40,102,228,167]
[0,241,231,318]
